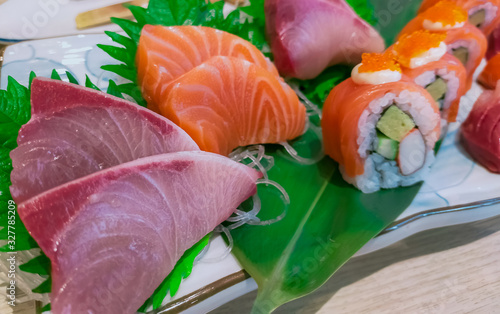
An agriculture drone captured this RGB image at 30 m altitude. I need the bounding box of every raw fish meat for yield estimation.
[486,24,500,59]
[478,53,500,88]
[18,151,261,314]
[265,0,385,79]
[10,78,198,204]
[158,56,306,155]
[418,0,500,36]
[136,25,279,112]
[461,83,500,172]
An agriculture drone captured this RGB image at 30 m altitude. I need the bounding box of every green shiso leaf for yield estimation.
[50,69,62,81]
[346,0,377,25]
[66,71,80,85]
[19,254,51,276]
[97,44,134,65]
[104,31,137,52]
[106,79,124,99]
[32,278,51,294]
[84,75,101,90]
[138,234,211,312]
[101,64,137,82]
[40,303,51,312]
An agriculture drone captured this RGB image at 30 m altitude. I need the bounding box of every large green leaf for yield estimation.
[231,146,421,313]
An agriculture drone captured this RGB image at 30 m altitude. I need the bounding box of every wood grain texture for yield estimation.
[213,215,500,313]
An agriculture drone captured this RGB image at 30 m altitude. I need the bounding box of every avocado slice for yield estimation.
[425,77,447,109]
[452,47,469,66]
[375,131,398,160]
[469,9,486,28]
[376,105,415,142]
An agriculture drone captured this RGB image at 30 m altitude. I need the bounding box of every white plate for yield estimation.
[0,0,127,41]
[1,35,500,313]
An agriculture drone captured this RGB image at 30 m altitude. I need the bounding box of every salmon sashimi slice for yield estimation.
[18,151,261,314]
[479,53,500,88]
[158,56,306,156]
[136,25,279,111]
[322,76,441,177]
[403,53,468,122]
[10,78,199,204]
[418,0,500,35]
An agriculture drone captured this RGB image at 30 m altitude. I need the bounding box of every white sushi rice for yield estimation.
[342,90,440,193]
[469,3,498,28]
[414,68,461,121]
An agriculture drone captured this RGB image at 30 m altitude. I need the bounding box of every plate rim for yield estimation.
[153,196,500,313]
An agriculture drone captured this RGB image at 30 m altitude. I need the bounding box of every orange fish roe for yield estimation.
[358,52,401,73]
[421,1,468,26]
[393,30,446,68]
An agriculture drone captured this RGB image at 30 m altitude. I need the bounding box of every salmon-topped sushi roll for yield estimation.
[398,1,487,80]
[418,0,500,36]
[322,53,441,193]
[391,31,468,123]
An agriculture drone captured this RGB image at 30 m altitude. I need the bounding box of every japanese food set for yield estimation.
[3,0,500,313]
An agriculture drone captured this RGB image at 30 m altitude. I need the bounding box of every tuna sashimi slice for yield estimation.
[461,84,500,173]
[136,25,279,112]
[18,151,261,314]
[10,78,199,204]
[265,0,385,79]
[159,56,306,156]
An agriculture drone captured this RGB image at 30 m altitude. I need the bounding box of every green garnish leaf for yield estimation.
[346,0,377,25]
[106,79,124,99]
[32,278,51,294]
[66,71,80,85]
[97,44,134,65]
[138,234,211,312]
[40,303,51,312]
[19,254,51,276]
[29,71,37,89]
[84,75,100,91]
[50,69,62,81]
[100,64,136,82]
[292,64,353,106]
[104,31,137,52]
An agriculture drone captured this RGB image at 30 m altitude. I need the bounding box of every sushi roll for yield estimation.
[398,1,488,79]
[391,31,468,123]
[322,53,441,193]
[418,0,500,36]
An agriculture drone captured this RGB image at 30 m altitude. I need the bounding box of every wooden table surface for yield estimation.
[213,214,500,314]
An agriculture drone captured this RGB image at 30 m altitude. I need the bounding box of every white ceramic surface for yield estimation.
[0,0,129,41]
[1,34,500,313]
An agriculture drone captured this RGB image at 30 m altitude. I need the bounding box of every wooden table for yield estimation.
[213,214,500,313]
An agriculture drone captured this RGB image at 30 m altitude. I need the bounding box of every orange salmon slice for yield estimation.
[136,25,279,111]
[158,56,306,155]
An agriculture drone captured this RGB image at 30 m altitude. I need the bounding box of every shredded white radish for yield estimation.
[229,145,274,180]
[226,179,290,230]
[279,120,325,165]
[289,82,323,118]
[196,225,234,263]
